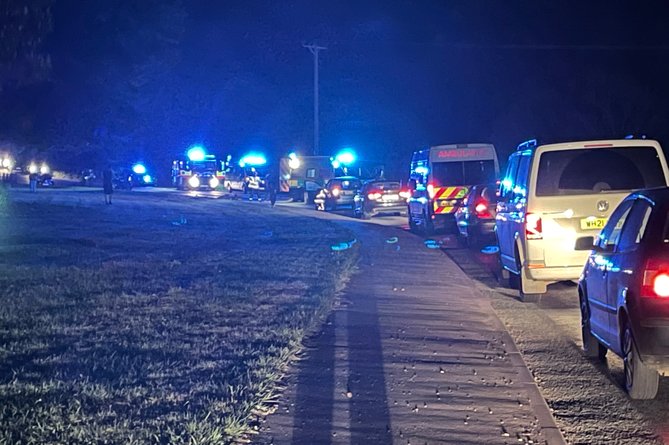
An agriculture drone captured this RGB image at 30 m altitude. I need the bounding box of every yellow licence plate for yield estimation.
[580,217,607,230]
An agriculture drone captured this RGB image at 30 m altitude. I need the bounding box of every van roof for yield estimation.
[515,138,662,152]
[535,139,661,152]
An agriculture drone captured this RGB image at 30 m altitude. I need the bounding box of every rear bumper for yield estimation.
[526,265,583,282]
[635,319,669,372]
[369,202,406,214]
[433,213,456,225]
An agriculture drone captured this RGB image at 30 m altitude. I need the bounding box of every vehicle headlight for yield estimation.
[188,175,201,188]
[209,177,219,188]
[40,164,49,175]
[28,163,37,174]
[143,175,152,183]
[332,188,341,197]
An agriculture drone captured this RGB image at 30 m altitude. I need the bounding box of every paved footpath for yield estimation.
[256,220,567,445]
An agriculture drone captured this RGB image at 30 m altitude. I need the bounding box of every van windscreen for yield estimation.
[535,147,666,196]
[431,160,496,186]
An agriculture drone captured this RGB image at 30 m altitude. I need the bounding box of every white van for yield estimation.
[496,139,669,301]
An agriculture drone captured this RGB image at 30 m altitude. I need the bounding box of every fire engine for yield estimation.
[408,143,499,234]
[172,146,225,190]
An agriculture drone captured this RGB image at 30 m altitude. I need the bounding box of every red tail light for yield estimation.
[642,259,669,297]
[332,187,341,197]
[367,192,382,200]
[525,213,542,240]
[474,200,492,218]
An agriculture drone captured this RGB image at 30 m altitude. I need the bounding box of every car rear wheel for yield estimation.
[409,213,418,232]
[580,294,607,360]
[423,212,434,236]
[623,324,659,399]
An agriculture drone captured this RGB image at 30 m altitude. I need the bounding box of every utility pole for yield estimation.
[304,43,326,156]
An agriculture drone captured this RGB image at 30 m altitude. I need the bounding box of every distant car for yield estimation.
[27,162,53,187]
[314,176,362,211]
[80,169,97,186]
[456,183,498,246]
[113,165,157,190]
[353,180,409,219]
[576,187,669,399]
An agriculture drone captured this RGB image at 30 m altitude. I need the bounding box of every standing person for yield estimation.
[102,168,113,204]
[266,169,277,207]
[29,171,38,192]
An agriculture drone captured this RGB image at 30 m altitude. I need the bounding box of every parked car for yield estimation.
[353,180,410,219]
[496,138,669,302]
[576,187,669,399]
[80,169,97,186]
[314,176,362,211]
[28,162,53,187]
[455,183,499,246]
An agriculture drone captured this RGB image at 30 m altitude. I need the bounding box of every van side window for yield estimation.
[513,154,531,198]
[500,155,520,200]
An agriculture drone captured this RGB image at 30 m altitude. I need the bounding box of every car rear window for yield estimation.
[331,179,360,190]
[432,160,496,186]
[535,147,666,196]
[368,181,400,191]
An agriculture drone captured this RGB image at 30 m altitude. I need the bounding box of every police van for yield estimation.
[408,143,499,234]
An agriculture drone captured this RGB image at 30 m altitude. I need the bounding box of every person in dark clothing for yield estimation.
[265,170,277,207]
[102,168,113,204]
[29,172,38,192]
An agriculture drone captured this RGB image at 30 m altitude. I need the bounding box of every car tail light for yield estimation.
[525,213,542,240]
[332,187,341,197]
[474,200,492,218]
[642,259,669,297]
[654,274,669,297]
[367,192,382,200]
[427,183,436,199]
[399,190,411,199]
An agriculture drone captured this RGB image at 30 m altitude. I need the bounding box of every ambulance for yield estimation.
[408,143,499,234]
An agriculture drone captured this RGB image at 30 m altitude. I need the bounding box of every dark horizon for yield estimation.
[2,0,669,178]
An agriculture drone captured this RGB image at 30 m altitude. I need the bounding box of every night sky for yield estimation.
[4,0,669,178]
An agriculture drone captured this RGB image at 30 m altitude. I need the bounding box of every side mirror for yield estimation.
[574,236,596,251]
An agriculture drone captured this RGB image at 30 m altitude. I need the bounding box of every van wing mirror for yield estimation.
[574,236,596,251]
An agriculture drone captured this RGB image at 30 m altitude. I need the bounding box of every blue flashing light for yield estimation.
[187,146,207,162]
[335,149,356,166]
[331,159,341,169]
[414,166,429,175]
[516,139,537,151]
[288,152,298,160]
[143,175,152,183]
[132,163,147,175]
[239,153,267,167]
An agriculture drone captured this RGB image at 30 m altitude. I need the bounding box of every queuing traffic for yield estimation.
[5,136,669,402]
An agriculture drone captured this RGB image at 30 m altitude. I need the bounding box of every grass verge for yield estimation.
[0,190,357,444]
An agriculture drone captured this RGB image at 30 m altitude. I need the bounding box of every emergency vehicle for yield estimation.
[0,154,14,182]
[172,147,225,190]
[408,143,499,234]
[280,151,384,203]
[279,154,335,202]
[223,153,268,193]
